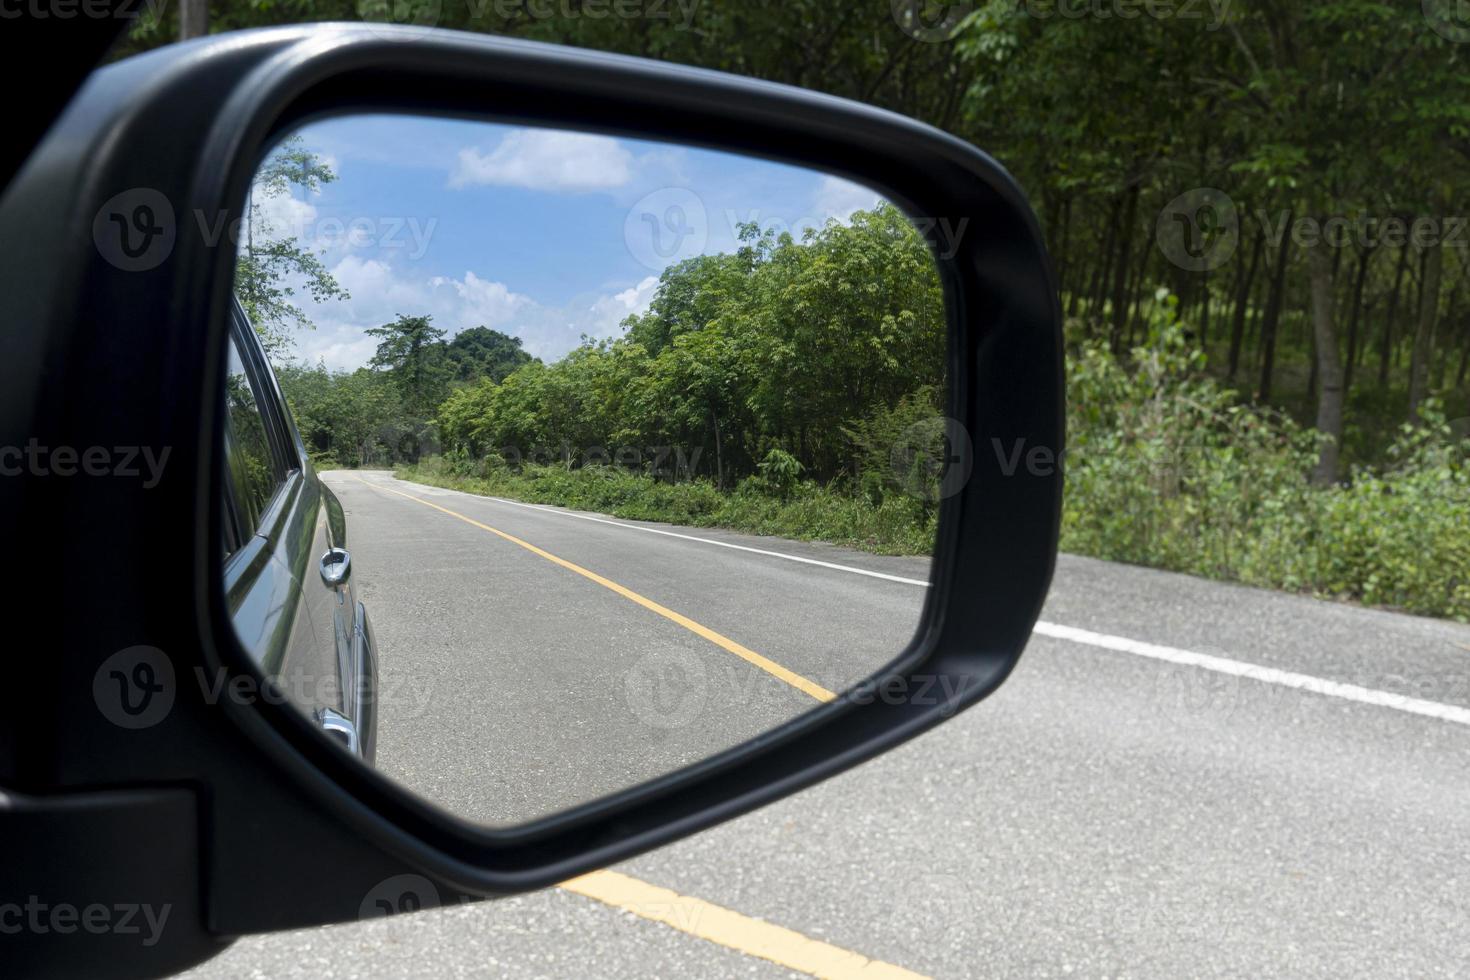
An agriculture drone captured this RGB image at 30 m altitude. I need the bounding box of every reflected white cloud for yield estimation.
[449,130,634,192]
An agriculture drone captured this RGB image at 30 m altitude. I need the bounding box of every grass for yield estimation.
[394,458,937,557]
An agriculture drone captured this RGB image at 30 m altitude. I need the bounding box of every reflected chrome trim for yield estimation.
[315,708,360,756]
[352,601,378,765]
[318,547,350,587]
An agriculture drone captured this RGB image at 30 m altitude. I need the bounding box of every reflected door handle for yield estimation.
[316,707,361,756]
[319,547,351,587]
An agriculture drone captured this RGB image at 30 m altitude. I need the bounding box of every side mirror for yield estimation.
[0,25,1061,979]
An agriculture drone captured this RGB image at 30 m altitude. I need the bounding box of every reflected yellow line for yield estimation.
[561,870,929,980]
[355,476,835,702]
[352,476,917,975]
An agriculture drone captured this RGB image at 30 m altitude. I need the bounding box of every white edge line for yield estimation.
[481,491,934,586]
[1032,621,1470,727]
[368,473,1470,729]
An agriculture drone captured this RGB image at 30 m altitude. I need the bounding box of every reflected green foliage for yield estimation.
[224,350,279,529]
[435,205,946,490]
[235,136,350,358]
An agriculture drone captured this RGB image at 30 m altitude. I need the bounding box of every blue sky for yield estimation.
[252,114,886,369]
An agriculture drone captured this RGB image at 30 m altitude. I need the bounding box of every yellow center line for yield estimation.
[560,870,930,980]
[352,476,835,702]
[346,475,917,976]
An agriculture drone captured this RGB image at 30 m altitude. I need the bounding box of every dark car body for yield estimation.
[221,299,378,761]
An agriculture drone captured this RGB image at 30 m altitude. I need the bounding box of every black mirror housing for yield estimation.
[0,25,1061,978]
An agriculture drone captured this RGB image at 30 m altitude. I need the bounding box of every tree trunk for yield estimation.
[711,410,725,490]
[179,0,208,40]
[1342,244,1374,394]
[1199,268,1212,346]
[1379,242,1410,387]
[1124,253,1148,346]
[1054,195,1073,298]
[1067,253,1087,319]
[1308,244,1345,486]
[1458,318,1470,386]
[1246,283,1263,368]
[1409,238,1444,419]
[1109,184,1141,354]
[1091,197,1123,333]
[1228,228,1264,381]
[1433,291,1458,391]
[1258,219,1293,403]
[1307,323,1319,403]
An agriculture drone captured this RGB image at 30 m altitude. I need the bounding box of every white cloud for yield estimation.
[296,324,382,372]
[251,191,318,244]
[586,275,659,339]
[811,175,883,224]
[287,256,658,369]
[328,255,433,316]
[429,271,533,328]
[449,129,634,193]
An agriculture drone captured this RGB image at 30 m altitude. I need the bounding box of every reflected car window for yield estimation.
[224,336,283,533]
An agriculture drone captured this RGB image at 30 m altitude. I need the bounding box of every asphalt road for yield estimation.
[184,468,1470,979]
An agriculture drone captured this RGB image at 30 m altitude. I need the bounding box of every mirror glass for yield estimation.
[221,114,953,826]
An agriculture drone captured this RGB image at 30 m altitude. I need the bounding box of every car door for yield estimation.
[220,319,342,742]
[229,302,375,759]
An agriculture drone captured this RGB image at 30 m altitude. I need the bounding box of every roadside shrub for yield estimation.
[396,291,1469,619]
[1063,291,1470,621]
[755,448,804,501]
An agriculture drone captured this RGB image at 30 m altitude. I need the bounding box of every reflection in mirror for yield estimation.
[223,114,952,826]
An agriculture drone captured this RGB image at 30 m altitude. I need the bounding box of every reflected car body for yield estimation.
[220,298,378,762]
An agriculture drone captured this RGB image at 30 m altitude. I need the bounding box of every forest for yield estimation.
[128,2,1470,619]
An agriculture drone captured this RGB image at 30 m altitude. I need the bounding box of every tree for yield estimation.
[446,326,535,383]
[277,362,402,467]
[368,315,450,414]
[178,0,207,40]
[235,135,349,359]
[367,315,450,461]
